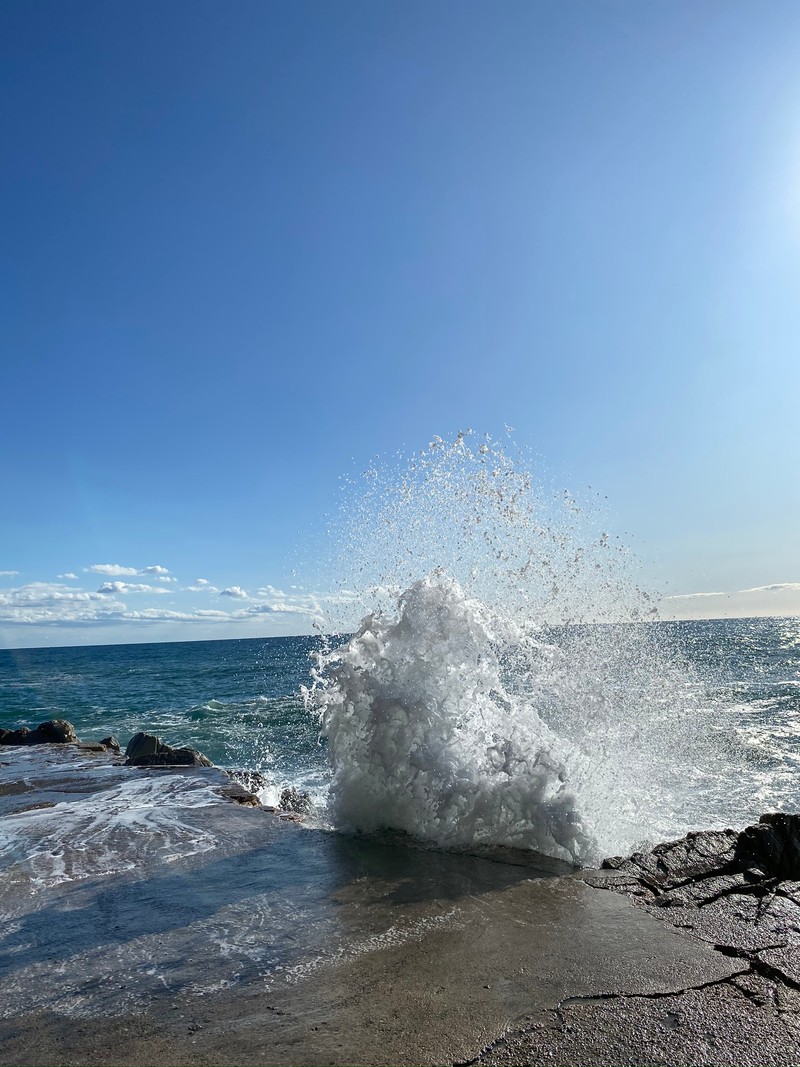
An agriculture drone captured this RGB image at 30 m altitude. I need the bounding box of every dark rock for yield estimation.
[28,720,78,744]
[227,769,268,793]
[0,720,78,746]
[125,732,167,760]
[602,827,740,889]
[99,736,121,753]
[124,730,212,768]
[598,813,800,967]
[602,814,800,892]
[216,781,262,807]
[127,747,213,768]
[737,813,800,882]
[279,787,313,815]
[0,727,30,746]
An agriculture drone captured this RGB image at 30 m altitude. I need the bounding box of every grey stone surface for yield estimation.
[474,972,800,1066]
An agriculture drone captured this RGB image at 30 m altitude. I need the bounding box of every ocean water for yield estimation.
[0,635,327,809]
[1,612,799,862]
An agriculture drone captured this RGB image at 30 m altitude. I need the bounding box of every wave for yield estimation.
[308,431,744,864]
[313,573,595,864]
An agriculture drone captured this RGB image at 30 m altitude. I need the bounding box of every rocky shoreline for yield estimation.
[473,816,800,1066]
[1,721,799,1065]
[0,718,315,817]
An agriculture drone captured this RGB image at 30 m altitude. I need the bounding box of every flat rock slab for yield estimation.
[476,972,800,1067]
[0,748,748,1066]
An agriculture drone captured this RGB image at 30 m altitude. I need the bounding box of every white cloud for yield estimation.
[87,564,140,576]
[659,580,800,621]
[86,563,171,577]
[664,591,728,600]
[97,581,170,596]
[738,583,800,594]
[0,570,19,577]
[184,582,220,593]
[155,575,177,583]
[193,578,210,585]
[0,575,335,634]
[120,608,239,623]
[0,582,126,625]
[246,585,327,620]
[57,572,78,580]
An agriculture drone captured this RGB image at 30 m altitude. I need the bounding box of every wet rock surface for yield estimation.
[593,813,800,970]
[473,815,800,1066]
[1,738,798,1065]
[227,768,268,794]
[279,785,312,814]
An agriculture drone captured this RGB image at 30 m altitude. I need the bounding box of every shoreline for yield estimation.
[0,734,799,1065]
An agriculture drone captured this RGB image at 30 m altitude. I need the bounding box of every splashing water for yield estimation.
[307,431,740,865]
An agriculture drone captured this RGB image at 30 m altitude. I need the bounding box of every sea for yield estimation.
[1,611,799,864]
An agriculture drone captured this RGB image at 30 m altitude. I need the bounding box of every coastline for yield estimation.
[0,736,798,1065]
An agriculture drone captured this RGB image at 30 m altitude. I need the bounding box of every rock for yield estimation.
[737,813,800,881]
[227,769,268,794]
[598,813,800,964]
[125,731,212,768]
[28,719,78,744]
[0,727,30,746]
[602,827,741,888]
[216,781,262,807]
[128,747,213,768]
[602,814,800,891]
[0,720,78,746]
[125,732,167,760]
[99,736,121,753]
[279,787,313,815]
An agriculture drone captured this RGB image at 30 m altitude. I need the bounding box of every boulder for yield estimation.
[128,747,213,768]
[99,736,121,753]
[125,731,212,768]
[0,720,78,746]
[216,781,262,807]
[28,719,78,744]
[125,732,167,760]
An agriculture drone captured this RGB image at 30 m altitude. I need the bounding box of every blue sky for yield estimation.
[2,0,800,647]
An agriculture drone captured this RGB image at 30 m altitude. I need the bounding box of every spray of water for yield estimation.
[307,431,735,864]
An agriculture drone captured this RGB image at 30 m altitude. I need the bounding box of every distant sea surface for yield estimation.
[1,616,800,828]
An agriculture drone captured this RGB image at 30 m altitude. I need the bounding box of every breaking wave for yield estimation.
[307,431,738,865]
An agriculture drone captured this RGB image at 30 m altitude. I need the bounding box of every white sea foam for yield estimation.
[315,574,595,864]
[308,431,741,863]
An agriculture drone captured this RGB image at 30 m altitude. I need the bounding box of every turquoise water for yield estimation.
[2,616,800,842]
[0,635,328,801]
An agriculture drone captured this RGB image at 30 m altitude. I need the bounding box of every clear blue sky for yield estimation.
[3,0,800,646]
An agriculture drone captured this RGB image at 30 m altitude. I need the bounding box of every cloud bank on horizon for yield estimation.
[0,562,799,647]
[0,563,336,646]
